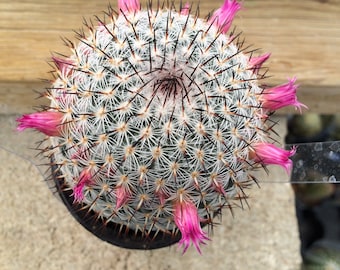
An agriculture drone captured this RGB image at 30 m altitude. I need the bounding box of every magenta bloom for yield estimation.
[174,200,209,254]
[118,0,139,13]
[115,186,130,209]
[251,142,297,174]
[52,57,74,78]
[180,2,190,15]
[16,111,63,136]
[73,169,94,203]
[209,0,242,33]
[248,53,271,74]
[260,78,307,112]
[156,190,167,205]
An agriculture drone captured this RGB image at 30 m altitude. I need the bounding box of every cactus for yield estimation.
[16,0,306,253]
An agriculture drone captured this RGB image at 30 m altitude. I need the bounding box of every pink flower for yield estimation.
[73,169,94,203]
[118,0,140,13]
[71,147,89,160]
[209,0,242,33]
[156,190,167,205]
[52,56,74,78]
[174,200,209,254]
[260,78,307,112]
[115,186,130,209]
[251,142,297,174]
[248,53,271,74]
[16,111,63,136]
[180,2,190,15]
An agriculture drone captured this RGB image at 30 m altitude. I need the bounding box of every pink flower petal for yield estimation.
[118,0,140,13]
[16,111,63,136]
[209,0,242,33]
[73,181,86,203]
[73,169,94,203]
[155,190,166,205]
[115,186,130,209]
[52,56,74,77]
[180,2,190,15]
[251,142,297,174]
[174,200,209,254]
[248,53,271,74]
[260,78,308,112]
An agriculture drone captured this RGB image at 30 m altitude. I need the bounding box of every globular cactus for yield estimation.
[17,0,306,253]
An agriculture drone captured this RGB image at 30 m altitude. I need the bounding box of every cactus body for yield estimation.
[17,0,305,253]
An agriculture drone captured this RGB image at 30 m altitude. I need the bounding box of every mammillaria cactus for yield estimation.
[17,0,305,253]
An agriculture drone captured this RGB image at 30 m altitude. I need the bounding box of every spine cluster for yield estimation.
[17,0,305,253]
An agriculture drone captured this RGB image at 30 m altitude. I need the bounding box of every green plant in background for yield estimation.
[287,114,340,269]
[302,240,340,270]
[16,0,305,253]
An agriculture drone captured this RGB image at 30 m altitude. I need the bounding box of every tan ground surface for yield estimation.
[0,115,301,270]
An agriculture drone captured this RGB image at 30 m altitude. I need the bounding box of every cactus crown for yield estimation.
[17,0,305,253]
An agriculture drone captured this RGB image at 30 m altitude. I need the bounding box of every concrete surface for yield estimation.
[0,115,301,270]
